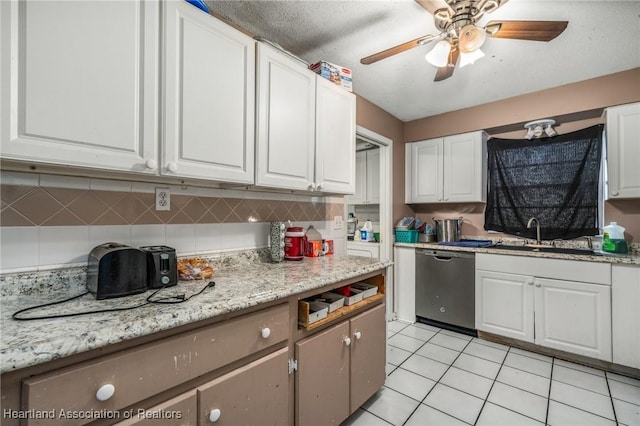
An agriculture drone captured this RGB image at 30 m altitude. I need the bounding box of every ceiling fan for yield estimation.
[360,0,568,81]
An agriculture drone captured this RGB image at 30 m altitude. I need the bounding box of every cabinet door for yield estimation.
[612,265,640,369]
[315,76,356,194]
[350,304,386,414]
[405,138,443,203]
[114,390,196,426]
[198,347,289,426]
[394,246,416,322]
[535,278,612,361]
[348,151,367,204]
[163,1,255,183]
[1,0,159,173]
[443,131,486,202]
[256,43,315,191]
[606,102,640,199]
[366,149,381,204]
[296,321,350,426]
[475,270,534,343]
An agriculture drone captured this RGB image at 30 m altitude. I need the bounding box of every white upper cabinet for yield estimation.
[162,1,255,183]
[405,131,487,203]
[255,43,355,194]
[606,102,640,199]
[255,43,316,191]
[1,0,160,173]
[314,76,356,194]
[348,149,379,204]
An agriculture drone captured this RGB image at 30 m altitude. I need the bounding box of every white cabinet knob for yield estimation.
[316,183,322,191]
[354,331,362,340]
[167,162,178,173]
[343,336,351,346]
[527,279,534,286]
[96,384,115,401]
[535,282,542,288]
[611,191,619,196]
[307,183,316,191]
[261,327,271,339]
[209,408,221,423]
[145,159,157,170]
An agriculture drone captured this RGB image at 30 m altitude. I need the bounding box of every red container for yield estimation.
[284,227,305,261]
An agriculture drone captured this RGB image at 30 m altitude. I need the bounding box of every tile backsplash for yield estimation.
[0,172,346,272]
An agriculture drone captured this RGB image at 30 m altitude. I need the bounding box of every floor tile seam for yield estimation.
[425,340,466,353]
[359,406,395,426]
[380,384,426,405]
[460,350,507,365]
[509,349,554,364]
[471,338,509,351]
[547,399,620,424]
[554,361,609,379]
[612,396,640,408]
[484,400,548,425]
[493,377,549,398]
[388,333,440,374]
[606,375,640,389]
[545,357,555,425]
[396,331,432,342]
[472,346,509,425]
[502,361,553,380]
[604,371,620,424]
[551,376,611,397]
[434,380,489,405]
[419,401,475,426]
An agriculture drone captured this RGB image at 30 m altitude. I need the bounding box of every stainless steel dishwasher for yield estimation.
[415,249,476,334]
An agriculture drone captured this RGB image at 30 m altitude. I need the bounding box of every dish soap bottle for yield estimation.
[602,222,627,254]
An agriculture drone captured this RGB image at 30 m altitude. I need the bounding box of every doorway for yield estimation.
[351,126,393,319]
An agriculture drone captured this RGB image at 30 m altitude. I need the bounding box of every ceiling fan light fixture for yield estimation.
[458,24,487,53]
[425,40,451,67]
[459,48,485,67]
[524,119,557,139]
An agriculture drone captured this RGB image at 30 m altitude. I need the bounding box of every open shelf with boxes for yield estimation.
[298,275,385,331]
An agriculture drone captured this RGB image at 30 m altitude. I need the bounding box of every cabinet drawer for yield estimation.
[22,304,289,426]
[114,390,196,426]
[198,347,289,425]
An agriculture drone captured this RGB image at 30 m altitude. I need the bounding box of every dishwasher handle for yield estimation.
[416,249,475,260]
[433,256,453,262]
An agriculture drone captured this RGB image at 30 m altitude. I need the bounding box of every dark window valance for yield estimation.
[484,124,603,240]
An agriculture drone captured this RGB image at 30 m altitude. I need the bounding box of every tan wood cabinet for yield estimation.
[295,303,385,425]
[21,304,289,426]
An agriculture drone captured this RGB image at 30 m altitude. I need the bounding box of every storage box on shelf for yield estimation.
[395,229,418,243]
[297,275,384,332]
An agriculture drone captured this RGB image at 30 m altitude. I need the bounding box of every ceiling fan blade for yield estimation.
[360,34,438,65]
[486,20,568,42]
[415,0,453,15]
[434,48,459,82]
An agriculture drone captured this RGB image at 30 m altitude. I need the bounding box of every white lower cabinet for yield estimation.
[347,242,380,258]
[612,264,640,369]
[394,246,416,323]
[475,254,612,361]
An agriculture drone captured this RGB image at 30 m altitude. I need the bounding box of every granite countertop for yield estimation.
[0,253,390,374]
[395,241,640,265]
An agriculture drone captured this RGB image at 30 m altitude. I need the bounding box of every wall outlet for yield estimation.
[155,188,170,211]
[333,215,343,230]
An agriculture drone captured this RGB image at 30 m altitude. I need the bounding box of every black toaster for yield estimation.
[140,246,178,289]
[87,243,148,299]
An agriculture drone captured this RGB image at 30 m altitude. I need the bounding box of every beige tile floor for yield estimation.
[342,321,640,426]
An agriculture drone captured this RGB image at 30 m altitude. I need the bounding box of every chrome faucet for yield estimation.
[527,217,542,246]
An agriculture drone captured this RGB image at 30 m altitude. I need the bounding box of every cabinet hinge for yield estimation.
[288,358,298,374]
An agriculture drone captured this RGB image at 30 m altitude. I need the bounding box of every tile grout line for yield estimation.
[604,371,619,425]
[472,346,510,425]
[545,357,555,425]
[401,330,477,426]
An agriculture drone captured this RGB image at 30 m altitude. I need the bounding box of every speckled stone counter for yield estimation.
[395,240,640,265]
[0,252,390,374]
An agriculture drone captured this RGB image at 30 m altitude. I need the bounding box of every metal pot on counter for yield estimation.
[433,217,463,242]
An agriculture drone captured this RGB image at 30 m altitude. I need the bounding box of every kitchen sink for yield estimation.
[490,244,603,256]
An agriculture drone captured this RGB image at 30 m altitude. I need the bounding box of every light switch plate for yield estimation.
[333,215,343,230]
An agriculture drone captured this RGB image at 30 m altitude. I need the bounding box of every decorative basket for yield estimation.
[394,229,419,243]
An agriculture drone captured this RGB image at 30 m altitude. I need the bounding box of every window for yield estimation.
[484,124,604,240]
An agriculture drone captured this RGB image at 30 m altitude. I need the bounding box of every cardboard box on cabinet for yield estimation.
[310,61,353,92]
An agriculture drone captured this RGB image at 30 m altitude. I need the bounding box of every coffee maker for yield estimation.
[347,213,358,241]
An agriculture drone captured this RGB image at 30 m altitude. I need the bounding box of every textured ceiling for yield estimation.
[205,0,640,122]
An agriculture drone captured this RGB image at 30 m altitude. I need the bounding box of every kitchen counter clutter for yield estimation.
[0,251,389,374]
